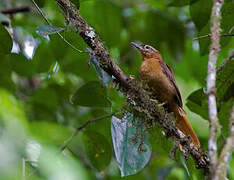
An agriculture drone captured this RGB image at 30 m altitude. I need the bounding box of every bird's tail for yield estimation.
[175,107,200,148]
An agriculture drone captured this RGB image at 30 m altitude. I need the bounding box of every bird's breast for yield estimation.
[139,59,175,104]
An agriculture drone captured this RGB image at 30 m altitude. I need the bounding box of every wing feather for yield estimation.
[159,61,183,108]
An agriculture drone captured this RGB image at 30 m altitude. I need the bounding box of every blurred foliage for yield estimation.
[0,0,233,179]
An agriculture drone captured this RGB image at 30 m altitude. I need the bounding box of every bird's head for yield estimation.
[131,42,161,60]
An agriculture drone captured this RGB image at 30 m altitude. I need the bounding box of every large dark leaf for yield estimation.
[196,1,234,55]
[186,60,234,136]
[7,53,36,77]
[79,0,123,47]
[0,24,12,54]
[111,114,152,176]
[167,0,190,7]
[220,1,234,47]
[82,131,112,171]
[71,81,111,108]
[32,87,59,109]
[186,88,209,120]
[189,0,212,31]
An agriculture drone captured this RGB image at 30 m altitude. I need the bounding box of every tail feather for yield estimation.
[175,107,200,148]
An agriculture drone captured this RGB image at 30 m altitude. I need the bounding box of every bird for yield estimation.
[131,42,200,148]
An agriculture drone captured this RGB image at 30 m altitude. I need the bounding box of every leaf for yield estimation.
[70,0,80,9]
[111,114,152,177]
[82,131,112,171]
[180,155,190,177]
[32,87,59,109]
[29,122,72,145]
[79,0,123,47]
[186,88,209,120]
[197,1,234,55]
[218,99,233,137]
[186,60,234,121]
[7,53,36,77]
[36,25,64,38]
[71,81,111,108]
[32,42,55,73]
[220,1,234,47]
[87,48,112,86]
[35,0,46,7]
[167,0,190,7]
[0,24,12,54]
[216,60,234,102]
[189,0,212,31]
[197,23,210,56]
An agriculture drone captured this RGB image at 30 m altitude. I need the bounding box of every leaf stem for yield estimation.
[60,113,114,151]
[193,33,234,40]
[30,0,82,53]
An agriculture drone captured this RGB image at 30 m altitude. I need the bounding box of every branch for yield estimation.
[207,0,224,179]
[216,51,234,73]
[60,113,114,151]
[1,6,31,15]
[193,33,234,40]
[215,105,234,179]
[54,0,209,170]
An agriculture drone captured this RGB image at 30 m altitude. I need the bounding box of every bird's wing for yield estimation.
[159,60,183,108]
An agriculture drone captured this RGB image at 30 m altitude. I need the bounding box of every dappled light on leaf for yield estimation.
[82,131,112,171]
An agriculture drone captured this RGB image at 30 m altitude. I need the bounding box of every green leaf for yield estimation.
[186,88,209,120]
[167,0,190,7]
[29,122,72,145]
[186,60,234,120]
[79,0,123,47]
[49,33,68,60]
[87,48,112,86]
[70,0,80,9]
[0,24,12,54]
[32,42,55,73]
[197,23,210,56]
[34,0,46,8]
[32,87,59,109]
[36,25,64,38]
[189,0,212,31]
[180,155,190,177]
[218,99,233,137]
[197,1,234,55]
[82,131,112,171]
[111,114,152,177]
[220,1,234,47]
[7,53,36,77]
[71,81,111,108]
[216,60,234,102]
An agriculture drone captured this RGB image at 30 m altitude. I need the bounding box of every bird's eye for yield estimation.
[144,45,150,50]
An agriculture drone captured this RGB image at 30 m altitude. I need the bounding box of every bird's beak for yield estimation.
[131,42,144,51]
